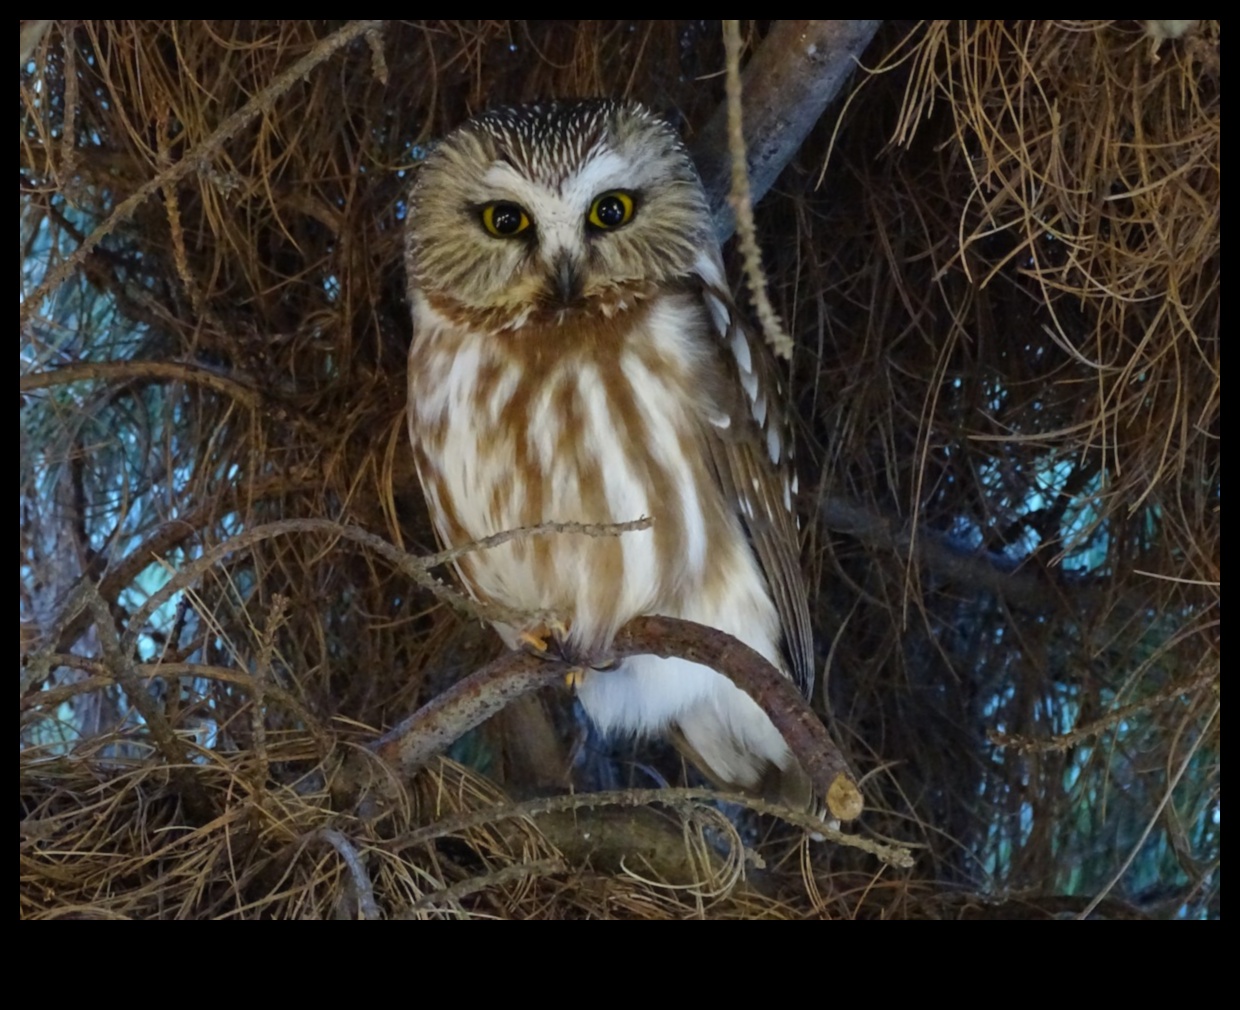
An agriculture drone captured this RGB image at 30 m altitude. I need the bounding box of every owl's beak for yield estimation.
[550,250,584,306]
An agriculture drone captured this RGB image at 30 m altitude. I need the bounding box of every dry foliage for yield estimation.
[21,21,1218,919]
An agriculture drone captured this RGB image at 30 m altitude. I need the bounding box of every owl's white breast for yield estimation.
[409,290,791,785]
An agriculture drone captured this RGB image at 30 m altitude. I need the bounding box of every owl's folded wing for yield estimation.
[695,274,815,701]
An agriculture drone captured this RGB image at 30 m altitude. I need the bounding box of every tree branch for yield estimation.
[693,20,881,242]
[24,516,651,697]
[388,785,909,868]
[820,494,1087,611]
[372,614,863,824]
[19,20,53,67]
[374,651,565,770]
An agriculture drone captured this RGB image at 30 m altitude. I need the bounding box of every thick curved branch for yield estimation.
[693,20,882,242]
[615,616,861,820]
[372,614,863,824]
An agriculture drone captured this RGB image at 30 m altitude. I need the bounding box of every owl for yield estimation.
[405,100,815,810]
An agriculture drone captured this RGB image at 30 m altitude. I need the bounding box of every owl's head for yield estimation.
[406,100,715,328]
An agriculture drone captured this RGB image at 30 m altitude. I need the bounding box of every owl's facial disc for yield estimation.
[469,149,650,311]
[409,100,714,324]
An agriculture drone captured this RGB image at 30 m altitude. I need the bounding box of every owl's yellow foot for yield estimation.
[518,628,552,657]
[565,653,619,689]
[517,620,617,687]
[517,618,571,660]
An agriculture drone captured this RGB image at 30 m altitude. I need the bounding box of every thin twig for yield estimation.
[721,20,794,361]
[429,516,652,570]
[26,517,648,706]
[68,585,214,820]
[990,669,1218,753]
[33,475,321,661]
[20,359,262,407]
[81,583,189,767]
[115,517,649,660]
[405,858,567,914]
[61,24,79,191]
[22,658,316,730]
[250,594,290,790]
[820,494,1117,612]
[313,828,381,920]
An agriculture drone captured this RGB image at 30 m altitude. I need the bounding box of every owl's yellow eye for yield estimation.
[588,191,635,230]
[481,202,531,238]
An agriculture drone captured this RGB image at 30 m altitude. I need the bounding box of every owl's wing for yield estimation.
[693,263,815,701]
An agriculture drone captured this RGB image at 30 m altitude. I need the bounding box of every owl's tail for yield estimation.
[668,711,815,817]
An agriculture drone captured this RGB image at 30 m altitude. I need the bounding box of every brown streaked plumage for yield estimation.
[405,99,814,807]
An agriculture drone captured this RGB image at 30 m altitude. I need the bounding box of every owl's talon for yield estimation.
[546,617,570,645]
[565,666,587,689]
[518,628,552,657]
[518,618,572,660]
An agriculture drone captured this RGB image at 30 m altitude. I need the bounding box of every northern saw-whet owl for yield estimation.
[405,100,815,810]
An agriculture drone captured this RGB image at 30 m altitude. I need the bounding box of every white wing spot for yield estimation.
[752,392,767,429]
[730,328,753,374]
[739,367,759,403]
[766,425,781,465]
[705,293,731,338]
